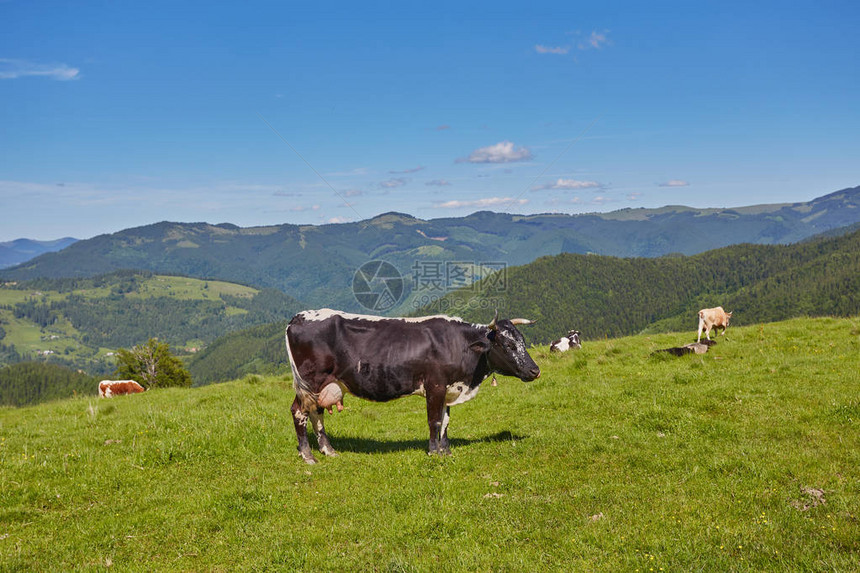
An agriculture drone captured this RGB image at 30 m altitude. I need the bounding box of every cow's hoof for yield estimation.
[321,447,339,457]
[298,450,318,464]
[427,448,451,457]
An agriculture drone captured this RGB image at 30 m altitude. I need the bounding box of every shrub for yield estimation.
[114,338,192,389]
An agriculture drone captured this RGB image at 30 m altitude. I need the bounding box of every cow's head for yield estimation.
[484,312,541,381]
[568,330,582,349]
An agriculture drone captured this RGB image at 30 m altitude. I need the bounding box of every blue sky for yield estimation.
[1,0,858,241]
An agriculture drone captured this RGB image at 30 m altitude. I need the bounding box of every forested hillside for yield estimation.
[2,186,857,313]
[0,271,303,374]
[185,321,289,385]
[0,362,96,407]
[181,226,860,385]
[413,228,860,343]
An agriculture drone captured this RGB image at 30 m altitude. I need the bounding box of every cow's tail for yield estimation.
[285,323,316,411]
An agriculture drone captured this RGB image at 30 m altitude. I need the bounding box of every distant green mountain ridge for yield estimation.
[2,186,857,314]
[186,226,860,385]
[411,227,860,344]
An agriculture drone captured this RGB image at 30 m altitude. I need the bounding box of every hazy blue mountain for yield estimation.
[1,185,857,313]
[0,237,78,269]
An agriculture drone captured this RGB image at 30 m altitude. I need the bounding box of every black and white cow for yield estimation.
[285,309,540,464]
[550,330,582,353]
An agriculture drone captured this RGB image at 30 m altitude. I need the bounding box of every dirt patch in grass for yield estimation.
[791,487,826,511]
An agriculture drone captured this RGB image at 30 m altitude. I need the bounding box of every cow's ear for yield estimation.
[469,337,491,354]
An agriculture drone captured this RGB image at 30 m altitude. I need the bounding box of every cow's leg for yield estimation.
[309,408,338,457]
[425,386,448,456]
[439,406,452,455]
[696,319,704,342]
[291,397,317,464]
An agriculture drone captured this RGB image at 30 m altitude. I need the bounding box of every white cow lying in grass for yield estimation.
[550,330,582,352]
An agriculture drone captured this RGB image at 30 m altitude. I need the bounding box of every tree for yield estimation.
[114,338,192,389]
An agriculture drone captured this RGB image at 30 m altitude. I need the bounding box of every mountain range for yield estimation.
[0,237,78,269]
[2,185,857,314]
[180,226,860,384]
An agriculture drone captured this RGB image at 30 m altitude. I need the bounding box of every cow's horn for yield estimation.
[510,318,535,325]
[488,309,499,330]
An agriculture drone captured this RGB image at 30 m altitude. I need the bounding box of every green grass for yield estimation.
[1,316,858,571]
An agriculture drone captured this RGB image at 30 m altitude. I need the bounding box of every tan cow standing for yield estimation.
[697,307,733,342]
[98,380,145,398]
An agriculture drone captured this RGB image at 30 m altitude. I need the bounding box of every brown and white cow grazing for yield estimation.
[285,309,540,464]
[98,380,145,398]
[697,307,733,342]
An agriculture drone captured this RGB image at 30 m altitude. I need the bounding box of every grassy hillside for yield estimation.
[2,186,857,314]
[414,228,860,344]
[1,316,858,571]
[0,271,303,374]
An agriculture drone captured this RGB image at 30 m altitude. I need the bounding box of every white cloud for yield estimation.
[0,59,80,80]
[458,141,533,164]
[627,192,642,200]
[379,177,408,189]
[344,189,363,197]
[432,197,529,209]
[579,30,610,50]
[658,180,690,187]
[533,178,603,191]
[535,45,570,55]
[426,179,451,187]
[327,216,351,224]
[389,166,424,174]
[289,204,320,212]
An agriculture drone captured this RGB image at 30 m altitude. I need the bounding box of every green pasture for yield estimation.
[1,316,858,571]
[0,275,257,364]
[131,275,257,301]
[0,275,257,304]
